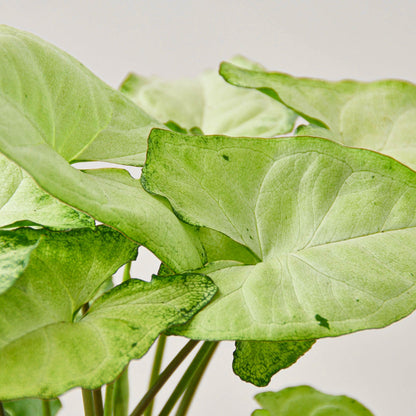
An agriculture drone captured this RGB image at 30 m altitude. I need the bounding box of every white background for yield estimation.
[2,1,416,415]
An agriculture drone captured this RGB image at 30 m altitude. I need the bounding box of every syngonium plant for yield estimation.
[0,25,415,416]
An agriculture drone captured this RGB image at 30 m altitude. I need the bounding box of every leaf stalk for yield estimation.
[82,388,95,416]
[175,342,218,416]
[42,399,52,416]
[130,340,199,416]
[144,334,167,416]
[159,341,218,416]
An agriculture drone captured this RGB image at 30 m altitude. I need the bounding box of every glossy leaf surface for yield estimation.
[143,130,416,341]
[0,227,216,399]
[220,62,416,169]
[252,386,374,416]
[121,56,296,137]
[233,340,315,386]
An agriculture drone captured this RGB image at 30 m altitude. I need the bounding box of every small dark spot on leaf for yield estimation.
[131,342,137,348]
[222,154,230,161]
[315,314,330,329]
[249,236,253,240]
[356,299,360,302]
[411,273,415,277]
[371,175,375,179]
[24,93,28,98]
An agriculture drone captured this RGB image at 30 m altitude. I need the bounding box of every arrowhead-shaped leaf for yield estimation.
[0,25,161,166]
[220,62,416,169]
[0,227,216,399]
[143,130,416,341]
[0,26,204,272]
[0,154,94,230]
[121,56,296,137]
[233,340,315,387]
[252,386,374,416]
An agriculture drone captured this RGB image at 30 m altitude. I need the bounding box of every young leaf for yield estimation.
[252,386,374,416]
[0,227,216,399]
[3,398,61,416]
[0,25,162,166]
[233,340,315,387]
[0,154,94,230]
[143,130,416,341]
[220,62,416,169]
[120,56,296,137]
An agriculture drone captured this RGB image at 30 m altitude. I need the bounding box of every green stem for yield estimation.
[144,334,167,416]
[82,388,95,416]
[123,262,132,282]
[159,341,217,416]
[42,399,52,416]
[101,262,131,416]
[104,380,115,416]
[93,388,104,416]
[0,402,5,416]
[114,366,129,416]
[130,340,199,416]
[175,342,218,416]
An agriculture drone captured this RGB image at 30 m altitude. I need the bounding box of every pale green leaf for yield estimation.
[143,130,416,341]
[220,62,416,169]
[198,227,259,265]
[253,386,374,416]
[0,154,94,230]
[4,398,61,416]
[0,27,203,272]
[0,227,216,399]
[121,56,296,137]
[233,340,315,386]
[0,25,162,166]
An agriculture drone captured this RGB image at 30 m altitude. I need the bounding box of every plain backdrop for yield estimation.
[2,1,416,415]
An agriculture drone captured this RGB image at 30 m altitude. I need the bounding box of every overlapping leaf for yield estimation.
[0,154,94,230]
[233,340,315,386]
[252,386,373,416]
[0,226,216,399]
[3,398,61,416]
[220,62,416,169]
[121,56,296,137]
[143,130,416,341]
[0,26,204,272]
